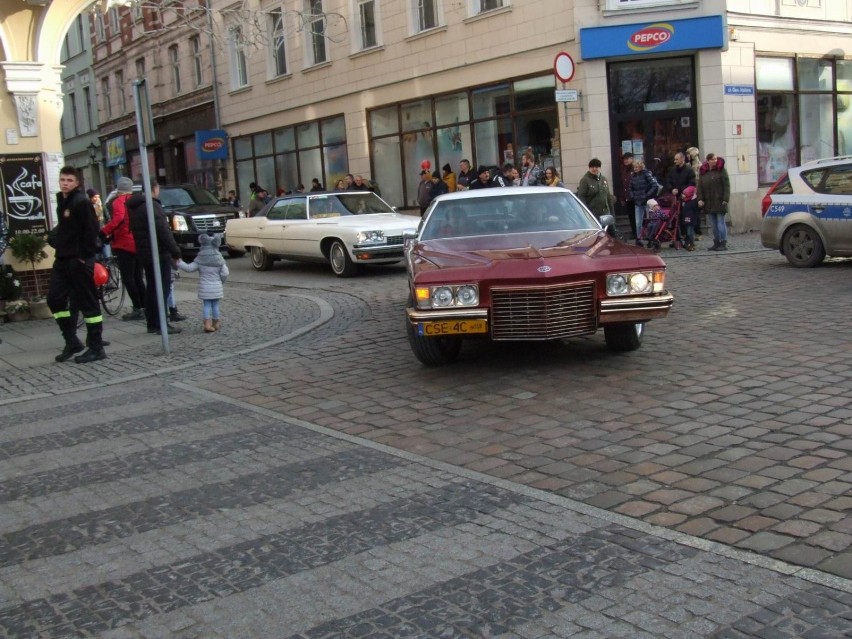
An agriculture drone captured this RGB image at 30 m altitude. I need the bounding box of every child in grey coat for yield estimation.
[176,233,229,332]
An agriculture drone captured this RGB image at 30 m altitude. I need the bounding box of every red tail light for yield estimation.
[761,173,788,217]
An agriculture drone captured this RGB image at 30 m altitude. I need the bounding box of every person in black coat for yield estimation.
[628,160,660,247]
[47,166,106,363]
[127,178,183,335]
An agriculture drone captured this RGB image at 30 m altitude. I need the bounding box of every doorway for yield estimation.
[608,56,697,192]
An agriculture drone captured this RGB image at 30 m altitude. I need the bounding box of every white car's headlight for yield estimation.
[606,271,665,296]
[356,230,385,243]
[171,215,189,232]
[415,284,480,309]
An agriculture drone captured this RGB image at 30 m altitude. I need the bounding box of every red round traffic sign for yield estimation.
[554,52,575,83]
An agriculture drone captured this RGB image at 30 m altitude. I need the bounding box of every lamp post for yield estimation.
[87,141,105,196]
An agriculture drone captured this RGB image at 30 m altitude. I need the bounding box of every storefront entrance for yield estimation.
[608,56,697,200]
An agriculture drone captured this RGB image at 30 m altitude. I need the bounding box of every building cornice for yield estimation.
[727,11,852,37]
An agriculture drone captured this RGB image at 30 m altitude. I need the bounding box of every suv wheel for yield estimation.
[782,224,825,268]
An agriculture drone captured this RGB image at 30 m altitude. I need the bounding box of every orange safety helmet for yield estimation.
[93,262,108,287]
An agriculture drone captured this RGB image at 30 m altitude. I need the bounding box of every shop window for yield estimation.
[322,116,346,145]
[297,122,320,148]
[370,107,398,136]
[402,99,432,132]
[275,128,296,152]
[371,137,403,207]
[472,84,510,119]
[234,137,253,160]
[609,58,692,115]
[254,132,274,156]
[757,56,852,184]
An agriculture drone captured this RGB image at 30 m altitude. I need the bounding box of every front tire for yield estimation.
[250,246,272,271]
[405,296,462,365]
[329,240,357,277]
[604,322,644,351]
[782,224,825,268]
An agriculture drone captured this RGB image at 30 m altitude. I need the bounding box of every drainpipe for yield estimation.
[207,9,224,196]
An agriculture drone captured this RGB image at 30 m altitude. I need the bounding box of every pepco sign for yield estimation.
[202,137,225,153]
[627,23,674,52]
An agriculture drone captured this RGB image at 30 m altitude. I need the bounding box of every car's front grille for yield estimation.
[490,281,597,340]
[193,214,232,233]
[386,234,404,246]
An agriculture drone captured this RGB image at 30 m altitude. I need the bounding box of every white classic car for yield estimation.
[225,191,419,277]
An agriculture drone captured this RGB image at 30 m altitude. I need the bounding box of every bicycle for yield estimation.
[75,253,125,327]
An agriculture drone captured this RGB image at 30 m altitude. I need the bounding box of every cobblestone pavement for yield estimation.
[0,380,850,638]
[1,232,852,637]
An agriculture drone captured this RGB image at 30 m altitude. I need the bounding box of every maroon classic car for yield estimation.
[404,187,674,365]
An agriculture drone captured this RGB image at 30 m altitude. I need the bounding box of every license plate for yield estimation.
[417,319,487,336]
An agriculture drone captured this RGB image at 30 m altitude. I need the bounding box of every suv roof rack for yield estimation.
[801,155,852,167]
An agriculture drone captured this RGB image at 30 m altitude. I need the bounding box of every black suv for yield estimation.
[105,184,244,258]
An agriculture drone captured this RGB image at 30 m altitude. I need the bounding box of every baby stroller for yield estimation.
[641,193,682,251]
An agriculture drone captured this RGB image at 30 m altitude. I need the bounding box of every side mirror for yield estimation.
[599,214,617,237]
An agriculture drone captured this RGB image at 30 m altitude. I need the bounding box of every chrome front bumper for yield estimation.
[598,292,674,324]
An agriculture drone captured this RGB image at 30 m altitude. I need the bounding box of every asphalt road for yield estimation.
[1,233,851,637]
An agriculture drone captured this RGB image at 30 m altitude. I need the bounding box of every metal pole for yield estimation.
[133,79,170,354]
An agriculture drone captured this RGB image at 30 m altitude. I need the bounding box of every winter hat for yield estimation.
[86,189,98,198]
[682,186,696,200]
[646,199,659,209]
[194,232,225,267]
[477,165,490,175]
[116,177,134,193]
[442,163,451,173]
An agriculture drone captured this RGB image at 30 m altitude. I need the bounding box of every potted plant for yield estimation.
[8,232,51,319]
[5,298,30,322]
[0,265,22,313]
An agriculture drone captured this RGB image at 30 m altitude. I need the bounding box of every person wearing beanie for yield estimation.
[441,163,456,193]
[577,158,614,218]
[101,177,147,321]
[469,165,495,190]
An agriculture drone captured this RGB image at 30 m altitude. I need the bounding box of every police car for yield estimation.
[761,156,852,267]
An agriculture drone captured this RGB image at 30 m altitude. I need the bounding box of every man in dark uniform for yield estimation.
[47,166,106,363]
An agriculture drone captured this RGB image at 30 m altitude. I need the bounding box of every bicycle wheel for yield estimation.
[100,258,126,316]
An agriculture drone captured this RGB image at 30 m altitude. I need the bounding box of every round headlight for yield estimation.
[432,286,454,307]
[456,285,478,306]
[607,274,628,296]
[629,273,650,293]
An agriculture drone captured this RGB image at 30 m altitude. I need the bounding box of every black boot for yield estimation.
[169,307,187,322]
[707,241,720,251]
[56,337,85,363]
[75,321,107,363]
[717,241,728,251]
[122,307,145,321]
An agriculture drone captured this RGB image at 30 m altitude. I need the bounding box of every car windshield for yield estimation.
[421,192,599,241]
[308,192,393,218]
[159,186,221,209]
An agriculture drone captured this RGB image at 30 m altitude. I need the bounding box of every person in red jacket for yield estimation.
[101,177,146,320]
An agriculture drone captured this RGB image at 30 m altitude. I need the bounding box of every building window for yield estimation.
[108,7,119,34]
[756,56,852,185]
[355,0,378,50]
[83,86,93,132]
[473,0,504,13]
[169,45,182,93]
[101,76,112,120]
[306,0,327,65]
[135,57,146,79]
[229,25,249,89]
[268,8,287,77]
[67,92,79,138]
[94,13,105,41]
[132,3,142,22]
[415,0,438,32]
[190,36,203,86]
[368,75,557,209]
[233,115,347,206]
[116,71,127,114]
